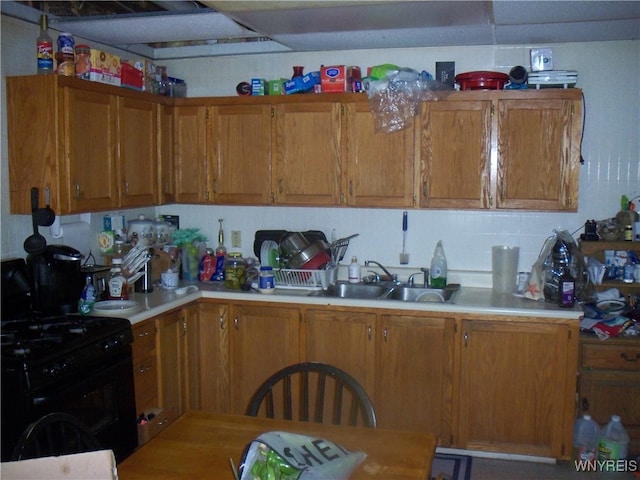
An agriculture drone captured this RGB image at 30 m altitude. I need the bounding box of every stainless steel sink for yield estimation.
[384,284,460,303]
[310,281,460,303]
[321,281,392,299]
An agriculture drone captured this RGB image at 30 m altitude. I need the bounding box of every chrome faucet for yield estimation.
[408,268,430,287]
[363,260,398,283]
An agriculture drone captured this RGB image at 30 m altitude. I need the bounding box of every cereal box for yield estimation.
[89,49,121,86]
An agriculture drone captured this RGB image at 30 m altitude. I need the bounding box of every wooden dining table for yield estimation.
[117,411,437,479]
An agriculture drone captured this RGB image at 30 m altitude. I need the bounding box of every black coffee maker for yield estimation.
[27,245,85,314]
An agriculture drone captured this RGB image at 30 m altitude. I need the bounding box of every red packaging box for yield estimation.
[121,62,144,90]
[321,66,362,93]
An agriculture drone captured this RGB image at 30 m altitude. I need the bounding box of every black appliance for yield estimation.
[27,244,85,314]
[1,258,138,463]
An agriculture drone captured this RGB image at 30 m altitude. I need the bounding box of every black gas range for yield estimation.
[1,258,138,463]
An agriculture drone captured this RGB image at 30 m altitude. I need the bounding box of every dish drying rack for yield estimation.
[273,233,357,290]
[274,265,338,290]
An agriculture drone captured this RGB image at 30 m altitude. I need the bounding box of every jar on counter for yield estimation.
[224,252,246,290]
[108,257,128,300]
[75,44,90,79]
[258,266,275,294]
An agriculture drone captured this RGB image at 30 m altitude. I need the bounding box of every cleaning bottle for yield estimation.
[212,218,227,282]
[573,413,599,463]
[348,257,361,283]
[430,241,447,288]
[598,415,630,464]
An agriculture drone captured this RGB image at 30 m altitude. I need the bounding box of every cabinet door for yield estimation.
[131,319,158,415]
[211,104,272,204]
[174,105,209,203]
[157,310,187,419]
[273,102,342,205]
[303,309,376,395]
[377,314,454,443]
[457,320,578,458]
[229,304,300,414]
[158,104,175,204]
[419,99,491,209]
[188,301,230,413]
[344,102,416,207]
[63,86,119,212]
[496,98,580,211]
[119,96,158,207]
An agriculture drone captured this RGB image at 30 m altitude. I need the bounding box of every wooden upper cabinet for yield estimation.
[118,96,158,207]
[158,105,175,204]
[6,76,119,214]
[173,105,209,204]
[419,89,582,211]
[273,102,342,206]
[210,104,273,205]
[496,96,581,210]
[420,99,492,209]
[344,102,417,208]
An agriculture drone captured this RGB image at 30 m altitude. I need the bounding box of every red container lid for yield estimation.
[455,71,509,90]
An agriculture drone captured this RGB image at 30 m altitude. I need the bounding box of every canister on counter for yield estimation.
[258,266,275,294]
[224,252,246,290]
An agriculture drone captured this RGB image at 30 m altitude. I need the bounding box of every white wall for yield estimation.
[2,14,639,286]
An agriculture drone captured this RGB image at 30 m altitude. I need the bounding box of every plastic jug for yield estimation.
[573,414,599,462]
[597,415,630,462]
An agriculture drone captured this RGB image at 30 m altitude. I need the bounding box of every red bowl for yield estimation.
[302,251,331,270]
[455,71,509,91]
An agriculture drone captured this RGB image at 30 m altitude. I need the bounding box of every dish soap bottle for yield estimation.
[430,241,447,288]
[348,257,361,283]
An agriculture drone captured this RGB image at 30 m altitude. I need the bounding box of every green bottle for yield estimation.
[430,240,447,288]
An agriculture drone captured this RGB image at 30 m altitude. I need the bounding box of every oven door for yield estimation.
[2,351,138,463]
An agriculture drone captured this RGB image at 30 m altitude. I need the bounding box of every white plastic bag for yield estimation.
[240,431,366,480]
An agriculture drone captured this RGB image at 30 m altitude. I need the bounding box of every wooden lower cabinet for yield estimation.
[376,314,454,444]
[229,303,300,414]
[131,319,158,415]
[141,299,578,459]
[303,308,376,396]
[579,335,640,457]
[456,319,579,459]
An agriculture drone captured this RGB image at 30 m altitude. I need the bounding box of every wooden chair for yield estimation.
[246,362,377,428]
[11,412,102,461]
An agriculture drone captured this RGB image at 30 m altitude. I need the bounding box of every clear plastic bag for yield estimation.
[366,68,453,133]
[240,431,366,480]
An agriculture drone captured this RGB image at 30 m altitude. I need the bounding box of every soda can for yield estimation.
[57,33,75,61]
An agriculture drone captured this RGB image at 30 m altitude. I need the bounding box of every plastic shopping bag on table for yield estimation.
[239,431,366,480]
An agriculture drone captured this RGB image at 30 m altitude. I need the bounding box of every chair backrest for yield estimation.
[246,362,377,428]
[11,412,102,461]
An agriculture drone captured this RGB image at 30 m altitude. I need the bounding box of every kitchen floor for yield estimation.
[470,456,639,479]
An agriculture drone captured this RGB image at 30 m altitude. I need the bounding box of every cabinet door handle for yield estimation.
[367,325,372,340]
[137,330,150,337]
[620,352,640,362]
[75,184,80,198]
[464,332,469,347]
[219,314,225,329]
[383,327,388,342]
[137,365,150,374]
[234,317,239,330]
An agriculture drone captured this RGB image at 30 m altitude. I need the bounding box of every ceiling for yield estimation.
[2,1,639,59]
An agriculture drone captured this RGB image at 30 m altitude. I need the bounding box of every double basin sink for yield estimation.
[310,281,460,304]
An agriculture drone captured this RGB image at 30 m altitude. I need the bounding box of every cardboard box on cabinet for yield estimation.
[89,50,121,86]
[0,450,117,480]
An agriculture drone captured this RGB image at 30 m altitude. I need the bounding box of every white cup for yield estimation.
[161,271,179,289]
[492,246,520,294]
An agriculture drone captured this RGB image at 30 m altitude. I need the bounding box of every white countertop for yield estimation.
[115,281,582,325]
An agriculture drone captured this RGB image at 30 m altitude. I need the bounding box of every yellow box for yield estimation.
[89,50,121,86]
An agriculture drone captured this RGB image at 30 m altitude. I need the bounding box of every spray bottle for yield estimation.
[212,219,227,281]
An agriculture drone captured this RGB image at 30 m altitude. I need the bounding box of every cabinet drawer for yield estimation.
[137,408,177,446]
[132,321,157,363]
[582,343,640,371]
